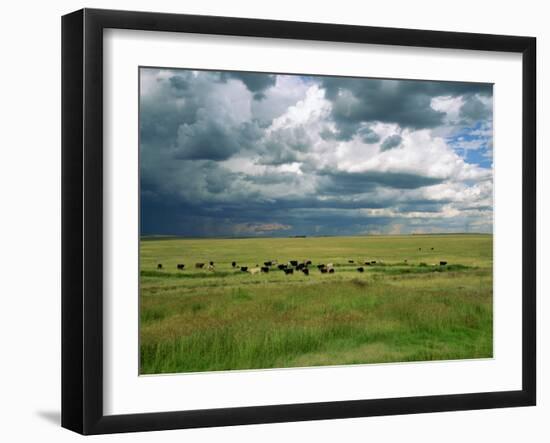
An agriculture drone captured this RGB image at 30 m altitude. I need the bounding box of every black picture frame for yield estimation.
[61,8,536,435]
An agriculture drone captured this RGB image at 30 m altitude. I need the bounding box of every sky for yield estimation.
[139,67,493,237]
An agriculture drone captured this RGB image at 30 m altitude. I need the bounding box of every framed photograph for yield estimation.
[61,8,536,435]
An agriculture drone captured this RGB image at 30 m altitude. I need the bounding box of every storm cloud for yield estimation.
[140,68,493,236]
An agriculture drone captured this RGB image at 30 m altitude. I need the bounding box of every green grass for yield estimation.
[140,234,493,374]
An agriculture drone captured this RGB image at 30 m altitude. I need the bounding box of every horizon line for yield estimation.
[140,232,493,240]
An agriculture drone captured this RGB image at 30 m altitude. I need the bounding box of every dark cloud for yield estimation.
[318,170,444,194]
[139,193,398,237]
[321,77,493,137]
[321,124,381,143]
[459,95,492,123]
[358,126,381,144]
[140,68,492,236]
[380,134,403,151]
[168,74,191,92]
[175,117,240,160]
[141,70,266,161]
[395,202,446,213]
[175,117,263,161]
[140,80,197,148]
[244,171,302,186]
[221,72,276,99]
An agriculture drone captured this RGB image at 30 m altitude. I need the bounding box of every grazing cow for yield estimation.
[157,264,162,270]
[289,260,298,267]
[305,260,312,265]
[277,264,287,270]
[365,262,371,266]
[357,267,364,272]
[284,268,294,275]
[248,267,261,275]
[177,264,185,270]
[232,261,237,268]
[328,268,335,273]
[209,261,214,266]
[240,266,248,272]
[317,264,326,270]
[302,268,309,276]
[261,266,269,273]
[264,261,272,267]
[320,268,328,274]
[370,261,376,264]
[348,260,354,264]
[296,263,305,271]
[440,261,448,266]
[195,263,205,269]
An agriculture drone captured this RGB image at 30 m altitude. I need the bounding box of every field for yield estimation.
[140,234,493,374]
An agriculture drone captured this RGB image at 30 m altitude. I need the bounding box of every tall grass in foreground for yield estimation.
[140,276,492,373]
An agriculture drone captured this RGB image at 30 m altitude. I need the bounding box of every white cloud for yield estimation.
[431,95,464,124]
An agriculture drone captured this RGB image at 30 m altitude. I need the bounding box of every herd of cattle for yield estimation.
[156,255,448,275]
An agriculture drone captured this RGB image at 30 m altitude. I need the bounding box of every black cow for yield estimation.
[302,268,309,276]
[261,266,269,273]
[296,263,305,271]
[289,260,298,267]
[328,268,335,273]
[357,267,364,273]
[371,261,376,264]
[317,264,326,270]
[209,261,214,266]
[431,247,434,251]
[348,260,354,264]
[240,266,248,272]
[320,268,328,274]
[277,264,287,270]
[177,264,185,270]
[365,262,371,266]
[440,261,448,266]
[284,268,294,275]
[195,263,205,269]
[264,261,272,267]
[157,264,162,270]
[232,261,237,267]
[305,260,312,265]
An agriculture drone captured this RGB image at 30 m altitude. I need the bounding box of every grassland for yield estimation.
[139,234,493,374]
